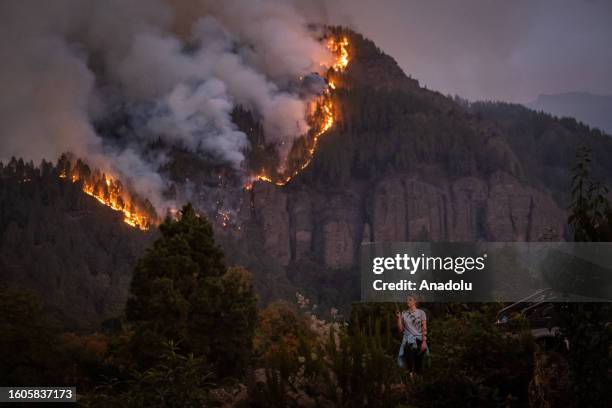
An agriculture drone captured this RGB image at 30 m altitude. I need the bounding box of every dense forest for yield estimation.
[466,102,612,202]
[0,157,153,329]
[278,30,612,210]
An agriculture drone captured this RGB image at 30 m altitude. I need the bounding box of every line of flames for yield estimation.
[255,97,334,187]
[248,36,350,188]
[59,171,153,230]
[55,36,350,229]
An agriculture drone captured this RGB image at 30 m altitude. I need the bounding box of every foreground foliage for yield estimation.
[83,341,214,408]
[248,300,535,407]
[2,149,611,406]
[126,204,257,377]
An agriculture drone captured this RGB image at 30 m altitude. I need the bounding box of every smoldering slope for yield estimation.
[0,0,332,212]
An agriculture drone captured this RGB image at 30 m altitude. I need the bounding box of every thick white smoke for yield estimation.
[0,0,332,211]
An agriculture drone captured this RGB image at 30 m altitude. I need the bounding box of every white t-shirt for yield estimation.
[402,309,426,337]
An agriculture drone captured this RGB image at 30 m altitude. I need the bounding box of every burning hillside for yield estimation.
[63,34,350,230]
[0,0,360,238]
[248,35,350,187]
[0,0,341,222]
[1,28,350,236]
[57,155,158,230]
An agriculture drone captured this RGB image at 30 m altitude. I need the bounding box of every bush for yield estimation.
[84,341,214,407]
[408,306,535,407]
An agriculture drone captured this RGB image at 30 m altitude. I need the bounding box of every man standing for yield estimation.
[396,295,428,375]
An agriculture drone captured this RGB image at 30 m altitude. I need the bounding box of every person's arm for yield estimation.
[420,316,428,351]
[396,311,404,334]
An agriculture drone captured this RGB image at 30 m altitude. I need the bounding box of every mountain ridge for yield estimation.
[526,91,612,136]
[3,28,612,327]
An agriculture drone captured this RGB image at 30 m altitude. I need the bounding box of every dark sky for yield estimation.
[323,0,612,103]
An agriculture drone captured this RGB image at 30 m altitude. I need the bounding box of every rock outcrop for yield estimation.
[244,172,566,270]
[250,182,291,266]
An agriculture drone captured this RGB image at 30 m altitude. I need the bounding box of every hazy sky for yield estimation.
[323,0,612,103]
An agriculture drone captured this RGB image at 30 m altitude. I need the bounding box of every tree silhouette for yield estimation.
[568,146,612,241]
[126,204,257,377]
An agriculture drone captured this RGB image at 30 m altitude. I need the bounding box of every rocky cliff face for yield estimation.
[239,171,565,270]
[221,28,571,273]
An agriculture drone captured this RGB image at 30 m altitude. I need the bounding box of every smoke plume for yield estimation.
[0,0,332,211]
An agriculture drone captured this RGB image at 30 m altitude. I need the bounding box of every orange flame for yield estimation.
[327,37,350,72]
[249,36,350,188]
[60,168,155,230]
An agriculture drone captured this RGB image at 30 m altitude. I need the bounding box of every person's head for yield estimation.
[406,294,418,309]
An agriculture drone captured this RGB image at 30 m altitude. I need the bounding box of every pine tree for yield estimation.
[568,146,612,241]
[126,204,257,377]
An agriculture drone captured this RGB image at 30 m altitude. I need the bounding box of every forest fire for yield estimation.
[55,37,352,225]
[247,36,350,188]
[58,157,157,230]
